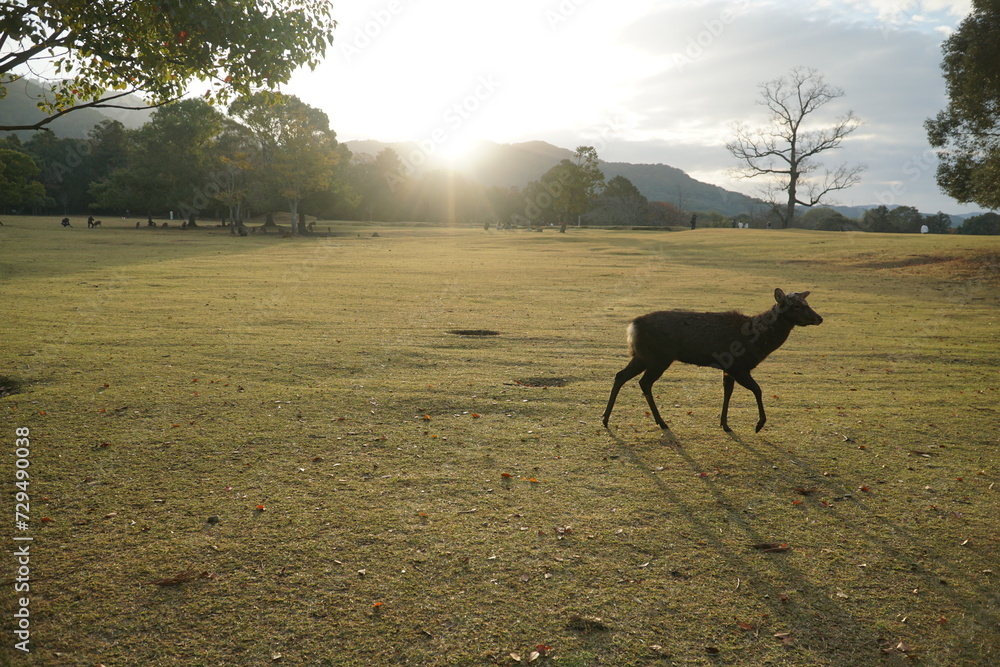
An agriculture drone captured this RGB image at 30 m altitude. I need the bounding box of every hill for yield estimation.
[0,77,153,139]
[346,138,765,217]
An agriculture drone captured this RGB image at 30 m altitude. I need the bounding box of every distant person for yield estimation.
[690,214,697,230]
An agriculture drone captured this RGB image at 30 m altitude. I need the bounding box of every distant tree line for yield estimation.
[1,97,995,234]
[0,107,681,230]
[798,205,998,235]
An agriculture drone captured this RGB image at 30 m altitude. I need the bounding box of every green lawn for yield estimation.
[1,217,998,666]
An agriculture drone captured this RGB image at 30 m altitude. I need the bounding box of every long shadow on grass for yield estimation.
[606,427,921,656]
[735,432,1000,632]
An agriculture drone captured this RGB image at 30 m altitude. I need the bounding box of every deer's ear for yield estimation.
[798,291,810,299]
[774,288,786,303]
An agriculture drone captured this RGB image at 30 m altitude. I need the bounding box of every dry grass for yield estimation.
[1,217,998,666]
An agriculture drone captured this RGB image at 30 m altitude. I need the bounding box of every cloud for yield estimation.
[603,0,976,211]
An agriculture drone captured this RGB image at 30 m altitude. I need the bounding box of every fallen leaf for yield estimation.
[737,621,754,631]
[751,542,790,553]
[774,632,794,645]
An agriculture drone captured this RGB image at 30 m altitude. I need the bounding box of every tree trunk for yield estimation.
[289,200,299,235]
[784,168,798,229]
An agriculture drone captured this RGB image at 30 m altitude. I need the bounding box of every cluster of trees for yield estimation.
[518,146,682,229]
[798,206,1000,235]
[2,96,348,233]
[1,119,683,229]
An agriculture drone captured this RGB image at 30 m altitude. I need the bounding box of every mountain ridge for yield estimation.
[345,138,766,217]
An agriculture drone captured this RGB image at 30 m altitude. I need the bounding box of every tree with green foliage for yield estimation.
[90,99,225,216]
[0,1,337,132]
[592,175,649,225]
[861,205,893,233]
[565,146,605,228]
[956,212,1000,235]
[922,212,953,234]
[229,93,342,235]
[23,119,129,214]
[727,67,864,228]
[523,163,573,227]
[524,146,605,230]
[925,1,1000,210]
[0,148,52,212]
[207,118,256,225]
[799,207,855,231]
[888,206,925,234]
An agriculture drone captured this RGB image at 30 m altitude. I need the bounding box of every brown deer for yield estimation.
[602,289,823,432]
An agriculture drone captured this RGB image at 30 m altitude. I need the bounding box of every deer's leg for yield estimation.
[729,370,766,432]
[720,373,736,432]
[603,358,646,427]
[638,363,671,429]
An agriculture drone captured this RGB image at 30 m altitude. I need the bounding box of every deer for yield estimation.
[602,289,823,433]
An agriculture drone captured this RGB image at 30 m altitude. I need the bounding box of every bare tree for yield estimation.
[727,67,864,228]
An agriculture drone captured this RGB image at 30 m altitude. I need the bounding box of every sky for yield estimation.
[285,0,976,213]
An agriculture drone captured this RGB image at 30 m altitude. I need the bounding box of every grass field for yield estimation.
[1,216,998,666]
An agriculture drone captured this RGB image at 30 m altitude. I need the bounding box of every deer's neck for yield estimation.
[748,306,795,358]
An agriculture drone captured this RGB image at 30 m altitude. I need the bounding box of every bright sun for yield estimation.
[434,135,482,169]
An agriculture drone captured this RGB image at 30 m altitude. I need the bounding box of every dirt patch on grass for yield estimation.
[0,375,23,397]
[511,377,571,387]
[854,250,1000,284]
[859,253,954,270]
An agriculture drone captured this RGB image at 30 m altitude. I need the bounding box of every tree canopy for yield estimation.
[0,1,337,131]
[0,147,50,211]
[925,0,1000,210]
